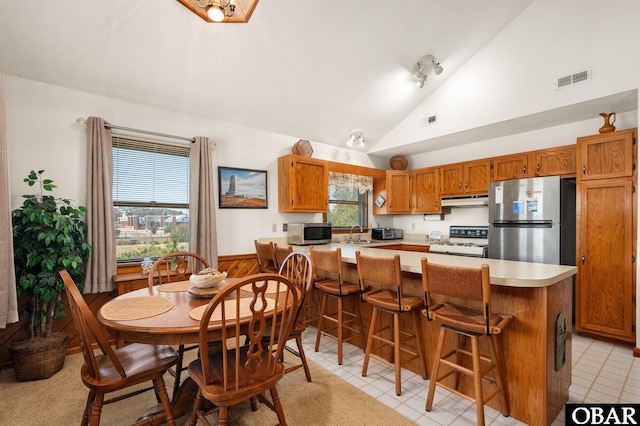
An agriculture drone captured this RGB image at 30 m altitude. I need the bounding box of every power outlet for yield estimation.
[272,223,277,232]
[412,223,416,230]
[283,223,288,232]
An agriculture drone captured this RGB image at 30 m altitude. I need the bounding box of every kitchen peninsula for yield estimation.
[263,239,576,426]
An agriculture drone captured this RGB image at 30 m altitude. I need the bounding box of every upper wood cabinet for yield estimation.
[491,153,530,181]
[578,129,636,180]
[386,170,411,214]
[277,154,328,212]
[441,159,490,196]
[533,145,576,177]
[411,167,441,214]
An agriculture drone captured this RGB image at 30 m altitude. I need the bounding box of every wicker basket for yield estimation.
[8,332,69,382]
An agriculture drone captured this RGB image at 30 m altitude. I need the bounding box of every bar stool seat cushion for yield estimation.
[314,279,361,296]
[428,303,511,335]
[364,289,423,312]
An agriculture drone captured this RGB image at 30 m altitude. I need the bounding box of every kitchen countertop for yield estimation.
[264,238,577,289]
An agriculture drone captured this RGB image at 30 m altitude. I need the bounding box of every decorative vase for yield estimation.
[141,257,153,275]
[599,112,616,133]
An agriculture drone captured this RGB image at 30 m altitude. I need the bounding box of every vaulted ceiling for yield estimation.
[0,1,535,153]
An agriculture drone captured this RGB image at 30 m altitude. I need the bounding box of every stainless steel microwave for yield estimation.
[287,223,332,245]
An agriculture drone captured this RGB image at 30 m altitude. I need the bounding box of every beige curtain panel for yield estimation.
[85,117,116,293]
[0,73,19,327]
[189,136,218,268]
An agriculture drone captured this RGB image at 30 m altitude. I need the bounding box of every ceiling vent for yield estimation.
[555,68,591,89]
[420,115,437,127]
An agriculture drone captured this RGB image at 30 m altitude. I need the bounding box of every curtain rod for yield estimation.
[76,118,195,143]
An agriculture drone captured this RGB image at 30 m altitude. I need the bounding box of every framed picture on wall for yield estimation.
[218,166,268,209]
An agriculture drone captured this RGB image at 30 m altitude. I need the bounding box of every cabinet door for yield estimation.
[387,171,411,213]
[578,129,636,180]
[464,159,490,194]
[412,167,440,214]
[577,178,634,342]
[534,146,576,176]
[278,155,328,212]
[490,154,530,182]
[440,164,463,196]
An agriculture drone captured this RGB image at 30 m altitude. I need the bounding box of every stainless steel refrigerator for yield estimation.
[488,176,576,265]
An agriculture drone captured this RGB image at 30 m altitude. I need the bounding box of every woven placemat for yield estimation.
[157,281,192,292]
[189,297,275,322]
[101,296,173,321]
[238,280,283,295]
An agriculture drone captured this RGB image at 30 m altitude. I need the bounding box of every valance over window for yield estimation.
[328,172,373,194]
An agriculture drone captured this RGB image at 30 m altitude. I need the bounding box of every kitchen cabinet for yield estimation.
[575,127,637,344]
[411,167,441,214]
[532,145,576,177]
[278,154,328,212]
[578,128,635,180]
[490,153,530,181]
[386,170,411,214]
[440,159,490,196]
[576,178,635,343]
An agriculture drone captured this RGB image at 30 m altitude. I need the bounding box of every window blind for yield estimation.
[112,136,190,208]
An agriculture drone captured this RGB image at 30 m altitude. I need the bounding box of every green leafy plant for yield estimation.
[12,170,91,339]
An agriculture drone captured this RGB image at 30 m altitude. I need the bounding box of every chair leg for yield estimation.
[362,307,378,377]
[315,293,329,352]
[82,390,95,426]
[426,327,447,411]
[295,334,312,382]
[471,336,485,426]
[190,389,203,426]
[337,297,344,365]
[218,406,229,426]
[269,386,288,426]
[354,294,366,350]
[154,376,176,426]
[174,344,185,398]
[411,308,428,380]
[90,393,105,426]
[393,313,402,396]
[489,335,509,416]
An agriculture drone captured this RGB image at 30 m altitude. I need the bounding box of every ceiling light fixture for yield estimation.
[346,129,365,148]
[177,0,259,23]
[412,54,443,88]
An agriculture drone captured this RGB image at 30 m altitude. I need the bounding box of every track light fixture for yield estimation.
[346,129,365,148]
[412,54,443,88]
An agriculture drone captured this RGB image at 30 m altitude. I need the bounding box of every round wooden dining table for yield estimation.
[97,276,298,425]
[97,277,282,425]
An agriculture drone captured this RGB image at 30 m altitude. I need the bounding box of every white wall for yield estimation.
[4,76,381,255]
[376,0,640,152]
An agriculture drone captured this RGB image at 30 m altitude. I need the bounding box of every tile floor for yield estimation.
[298,327,640,425]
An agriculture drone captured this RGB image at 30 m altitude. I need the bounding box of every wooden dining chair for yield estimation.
[311,246,366,365]
[148,251,211,397]
[356,251,428,396]
[148,251,211,288]
[273,243,293,270]
[421,258,512,426]
[275,251,314,381]
[188,273,299,425]
[59,270,179,426]
[254,240,279,273]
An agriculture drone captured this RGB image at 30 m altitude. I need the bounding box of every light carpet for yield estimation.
[0,349,414,425]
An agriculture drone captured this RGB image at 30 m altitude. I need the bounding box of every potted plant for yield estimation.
[9,170,91,381]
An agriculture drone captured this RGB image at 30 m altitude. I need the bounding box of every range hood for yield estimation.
[441,194,489,207]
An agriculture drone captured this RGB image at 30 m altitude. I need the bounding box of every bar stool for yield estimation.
[356,251,428,396]
[421,257,512,426]
[254,240,278,273]
[311,246,366,365]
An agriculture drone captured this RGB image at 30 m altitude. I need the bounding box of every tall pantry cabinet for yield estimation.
[576,128,637,344]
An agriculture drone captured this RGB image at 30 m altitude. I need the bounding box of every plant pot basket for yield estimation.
[8,332,69,381]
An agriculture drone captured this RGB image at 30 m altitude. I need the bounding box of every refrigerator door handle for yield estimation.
[491,221,554,228]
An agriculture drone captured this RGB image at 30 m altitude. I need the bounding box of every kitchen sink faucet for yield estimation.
[348,225,363,243]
